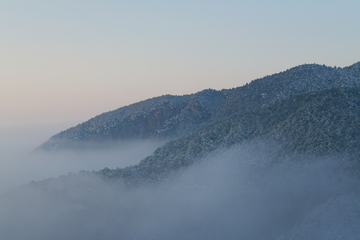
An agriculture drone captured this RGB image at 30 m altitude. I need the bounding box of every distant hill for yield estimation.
[38,62,360,150]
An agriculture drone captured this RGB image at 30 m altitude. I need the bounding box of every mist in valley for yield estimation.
[0,125,166,194]
[1,130,359,239]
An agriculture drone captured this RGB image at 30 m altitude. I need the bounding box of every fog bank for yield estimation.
[1,142,359,239]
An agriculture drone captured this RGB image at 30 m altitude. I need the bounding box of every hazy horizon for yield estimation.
[1,0,360,128]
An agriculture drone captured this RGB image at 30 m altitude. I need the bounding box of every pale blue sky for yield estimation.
[1,0,360,128]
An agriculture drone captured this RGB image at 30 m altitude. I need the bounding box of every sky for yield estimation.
[1,0,360,132]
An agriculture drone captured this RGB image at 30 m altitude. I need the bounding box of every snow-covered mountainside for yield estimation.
[38,62,360,150]
[4,61,360,240]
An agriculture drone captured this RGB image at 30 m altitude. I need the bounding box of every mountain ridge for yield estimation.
[38,61,360,151]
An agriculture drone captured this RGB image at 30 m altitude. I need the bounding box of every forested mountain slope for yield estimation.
[98,87,360,183]
[38,62,360,150]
